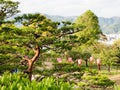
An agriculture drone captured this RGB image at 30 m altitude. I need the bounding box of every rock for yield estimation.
[59,73,69,78]
[31,74,40,80]
[31,74,45,81]
[42,61,54,70]
[71,71,80,75]
[36,75,45,81]
[53,72,65,78]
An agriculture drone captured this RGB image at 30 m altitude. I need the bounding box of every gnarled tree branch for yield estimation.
[20,45,40,80]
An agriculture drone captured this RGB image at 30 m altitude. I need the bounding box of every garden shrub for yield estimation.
[53,63,84,73]
[86,69,98,75]
[82,74,115,89]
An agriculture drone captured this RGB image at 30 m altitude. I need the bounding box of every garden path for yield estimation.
[109,74,120,85]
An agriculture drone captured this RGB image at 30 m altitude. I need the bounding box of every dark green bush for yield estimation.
[82,74,115,89]
[53,63,84,73]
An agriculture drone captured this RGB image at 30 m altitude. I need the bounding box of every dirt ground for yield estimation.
[109,74,120,85]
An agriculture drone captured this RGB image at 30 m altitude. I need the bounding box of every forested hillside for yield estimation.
[99,17,120,34]
[46,15,120,34]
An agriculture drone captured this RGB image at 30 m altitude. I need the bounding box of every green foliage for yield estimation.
[78,82,89,90]
[87,69,99,75]
[14,13,84,52]
[114,85,120,90]
[93,41,120,72]
[74,10,102,45]
[0,72,73,90]
[82,74,115,88]
[68,51,81,60]
[36,63,85,78]
[112,40,120,66]
[0,2,120,89]
[0,0,20,24]
[53,63,84,73]
[0,12,84,73]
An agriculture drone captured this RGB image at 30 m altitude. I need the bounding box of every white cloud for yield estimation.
[12,0,120,17]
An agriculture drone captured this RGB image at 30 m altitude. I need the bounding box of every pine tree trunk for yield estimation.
[20,45,40,81]
[85,60,88,67]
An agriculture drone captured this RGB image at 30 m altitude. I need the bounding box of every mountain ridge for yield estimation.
[45,15,120,34]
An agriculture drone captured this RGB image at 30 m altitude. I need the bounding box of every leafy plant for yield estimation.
[82,74,115,89]
[114,85,120,90]
[0,72,74,90]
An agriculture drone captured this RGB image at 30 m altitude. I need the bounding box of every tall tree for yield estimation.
[73,10,105,67]
[0,13,84,79]
[15,13,84,80]
[112,40,120,68]
[74,10,102,45]
[100,48,114,72]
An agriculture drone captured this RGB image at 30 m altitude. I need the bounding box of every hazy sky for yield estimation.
[13,0,120,17]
